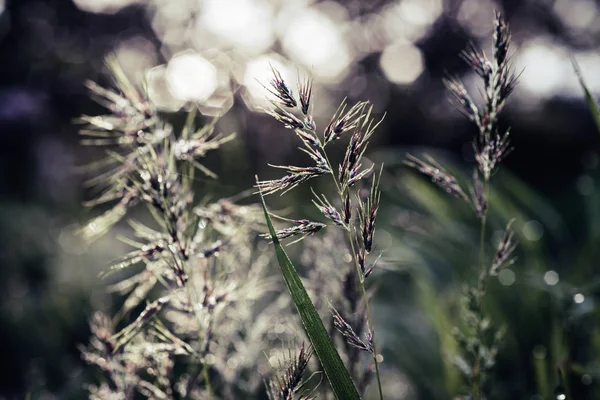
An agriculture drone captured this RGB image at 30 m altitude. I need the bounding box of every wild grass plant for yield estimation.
[404,12,518,399]
[77,11,600,400]
[77,54,387,398]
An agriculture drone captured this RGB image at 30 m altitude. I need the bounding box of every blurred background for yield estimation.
[2,0,600,398]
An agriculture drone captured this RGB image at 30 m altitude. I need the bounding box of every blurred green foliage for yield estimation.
[371,147,600,399]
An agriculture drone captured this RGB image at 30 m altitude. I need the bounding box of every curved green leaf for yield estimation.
[258,185,361,400]
[573,57,600,135]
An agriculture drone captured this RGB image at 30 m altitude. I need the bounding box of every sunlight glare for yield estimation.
[380,42,424,85]
[166,52,217,102]
[200,0,274,54]
[72,0,139,14]
[517,40,567,98]
[281,8,350,80]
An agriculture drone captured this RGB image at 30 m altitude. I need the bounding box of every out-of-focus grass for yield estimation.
[371,148,600,399]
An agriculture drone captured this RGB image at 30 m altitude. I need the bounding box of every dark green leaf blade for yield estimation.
[257,186,361,400]
[573,57,600,135]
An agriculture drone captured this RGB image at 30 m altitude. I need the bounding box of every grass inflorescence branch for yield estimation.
[258,65,385,399]
[405,12,519,400]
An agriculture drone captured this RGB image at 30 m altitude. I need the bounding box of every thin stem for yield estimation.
[184,256,213,399]
[320,145,384,400]
[472,180,490,400]
[348,232,384,399]
[320,148,343,196]
[203,363,212,399]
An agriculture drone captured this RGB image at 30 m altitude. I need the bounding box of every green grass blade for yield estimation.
[258,187,361,400]
[572,57,600,135]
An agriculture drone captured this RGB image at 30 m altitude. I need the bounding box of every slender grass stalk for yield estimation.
[321,149,384,399]
[405,12,519,398]
[473,181,489,400]
[256,64,386,398]
[202,365,212,399]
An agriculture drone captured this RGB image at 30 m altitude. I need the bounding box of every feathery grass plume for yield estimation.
[264,64,298,109]
[405,12,519,400]
[311,189,346,228]
[445,12,518,182]
[469,169,487,218]
[357,166,382,254]
[256,138,330,195]
[78,59,230,242]
[490,219,517,276]
[298,74,313,116]
[265,343,318,400]
[324,100,368,144]
[261,216,326,242]
[80,312,194,399]
[259,66,385,398]
[338,106,383,189]
[330,306,373,353]
[79,58,300,399]
[404,154,469,202]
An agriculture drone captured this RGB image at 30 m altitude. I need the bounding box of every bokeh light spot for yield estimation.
[72,0,139,14]
[523,220,543,241]
[166,52,217,102]
[281,7,350,80]
[200,0,274,54]
[147,65,185,111]
[517,41,567,98]
[498,269,515,286]
[544,270,559,286]
[380,42,423,85]
[554,0,597,31]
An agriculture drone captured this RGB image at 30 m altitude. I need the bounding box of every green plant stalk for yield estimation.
[321,149,384,399]
[258,182,361,400]
[203,364,212,399]
[533,353,550,400]
[472,181,489,400]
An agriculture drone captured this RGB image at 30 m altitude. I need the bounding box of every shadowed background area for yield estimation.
[2,0,600,398]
